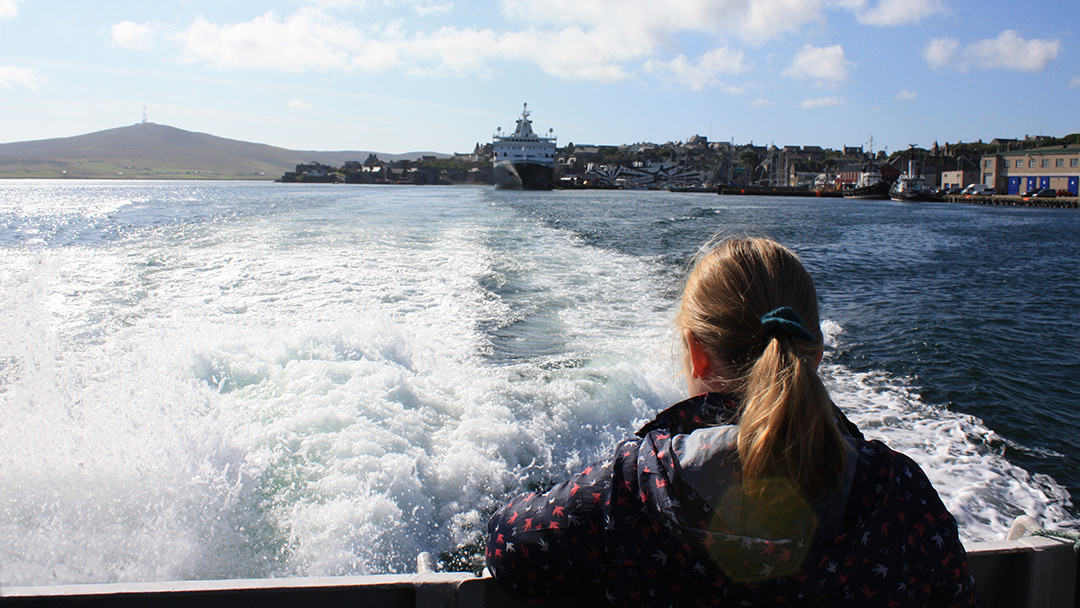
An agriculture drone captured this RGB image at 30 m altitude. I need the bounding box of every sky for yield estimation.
[0,0,1077,155]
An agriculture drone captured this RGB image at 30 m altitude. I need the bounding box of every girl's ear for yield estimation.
[684,329,712,379]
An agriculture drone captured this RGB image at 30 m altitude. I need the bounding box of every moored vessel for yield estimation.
[889,159,938,202]
[492,104,556,190]
[843,165,890,199]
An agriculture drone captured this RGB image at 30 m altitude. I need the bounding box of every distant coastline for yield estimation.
[0,122,446,181]
[3,122,1078,211]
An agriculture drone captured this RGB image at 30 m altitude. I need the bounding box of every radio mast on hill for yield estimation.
[142,106,148,124]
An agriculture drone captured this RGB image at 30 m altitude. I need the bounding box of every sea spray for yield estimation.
[1,182,1075,587]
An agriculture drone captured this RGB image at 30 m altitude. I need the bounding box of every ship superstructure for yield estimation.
[492,103,556,190]
[889,158,937,202]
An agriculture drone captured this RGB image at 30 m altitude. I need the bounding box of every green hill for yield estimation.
[0,123,446,180]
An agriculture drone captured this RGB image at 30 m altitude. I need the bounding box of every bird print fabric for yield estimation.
[487,393,978,607]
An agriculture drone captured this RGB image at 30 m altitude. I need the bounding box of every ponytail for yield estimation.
[738,334,846,503]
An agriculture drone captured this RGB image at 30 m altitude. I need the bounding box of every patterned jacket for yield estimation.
[486,393,979,607]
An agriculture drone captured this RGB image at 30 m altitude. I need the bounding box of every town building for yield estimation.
[940,167,980,190]
[981,147,1080,195]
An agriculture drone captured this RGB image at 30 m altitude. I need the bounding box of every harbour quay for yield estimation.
[942,194,1079,209]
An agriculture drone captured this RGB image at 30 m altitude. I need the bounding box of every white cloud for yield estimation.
[306,0,370,8]
[922,37,959,69]
[413,26,501,76]
[0,65,43,90]
[111,21,157,50]
[173,9,651,81]
[739,0,830,45]
[286,98,311,109]
[415,2,454,16]
[800,96,844,108]
[499,0,833,46]
[897,89,916,100]
[752,98,773,107]
[855,0,945,26]
[783,44,851,85]
[177,9,410,73]
[496,0,951,45]
[1070,75,1080,89]
[0,0,20,20]
[924,31,1061,72]
[155,1,970,87]
[966,30,1061,72]
[499,25,653,82]
[309,0,452,12]
[644,47,748,91]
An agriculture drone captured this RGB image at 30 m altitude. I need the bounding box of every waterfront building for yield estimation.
[981,147,1080,195]
[941,167,980,190]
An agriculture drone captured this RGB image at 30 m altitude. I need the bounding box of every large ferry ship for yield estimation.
[492,104,556,190]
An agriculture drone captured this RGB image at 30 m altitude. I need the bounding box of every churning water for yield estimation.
[1,181,1076,586]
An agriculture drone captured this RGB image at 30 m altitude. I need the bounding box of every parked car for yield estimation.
[1029,189,1057,198]
[961,184,994,196]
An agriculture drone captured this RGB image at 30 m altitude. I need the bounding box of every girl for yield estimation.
[487,236,978,607]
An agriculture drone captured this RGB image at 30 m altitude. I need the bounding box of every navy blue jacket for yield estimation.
[487,393,978,607]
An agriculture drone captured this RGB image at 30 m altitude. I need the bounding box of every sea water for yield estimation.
[0,181,1076,586]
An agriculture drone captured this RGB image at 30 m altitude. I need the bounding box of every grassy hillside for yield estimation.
[0,123,446,180]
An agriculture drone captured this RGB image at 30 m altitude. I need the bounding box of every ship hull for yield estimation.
[493,160,554,190]
[890,176,940,202]
[889,187,941,202]
[843,181,890,200]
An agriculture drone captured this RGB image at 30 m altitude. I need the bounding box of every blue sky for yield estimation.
[1,0,1076,154]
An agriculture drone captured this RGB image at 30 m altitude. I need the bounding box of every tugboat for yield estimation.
[843,165,890,200]
[492,103,556,190]
[889,158,938,202]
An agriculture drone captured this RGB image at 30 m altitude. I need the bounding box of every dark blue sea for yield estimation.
[1,181,1076,585]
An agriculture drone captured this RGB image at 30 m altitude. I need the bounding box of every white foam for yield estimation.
[0,186,680,584]
[2,184,1072,588]
[820,320,1074,542]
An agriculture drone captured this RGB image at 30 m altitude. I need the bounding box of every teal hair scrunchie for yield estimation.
[759,307,817,343]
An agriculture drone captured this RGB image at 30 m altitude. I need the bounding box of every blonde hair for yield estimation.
[676,237,846,503]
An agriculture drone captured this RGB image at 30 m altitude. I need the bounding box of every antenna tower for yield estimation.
[142,106,148,124]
